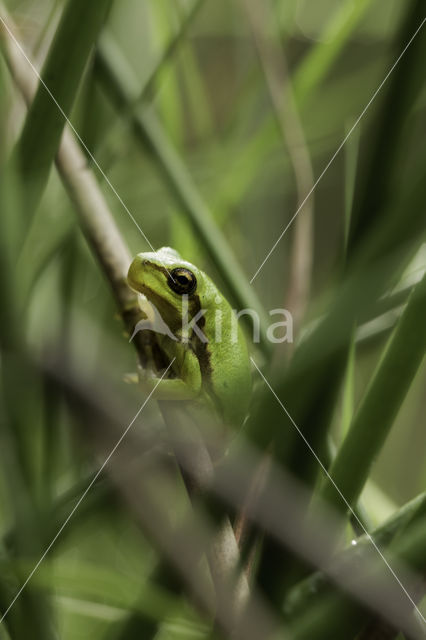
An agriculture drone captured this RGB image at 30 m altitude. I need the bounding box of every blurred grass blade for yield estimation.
[347,0,426,257]
[13,0,112,218]
[343,119,360,254]
[340,329,355,439]
[0,151,58,640]
[95,31,271,352]
[286,494,426,639]
[243,0,314,335]
[293,0,372,105]
[139,0,205,105]
[94,0,205,160]
[284,490,426,618]
[149,0,186,146]
[150,0,212,144]
[17,195,75,303]
[319,270,426,519]
[1,2,426,638]
[31,560,184,623]
[247,0,426,477]
[248,167,426,601]
[210,0,372,217]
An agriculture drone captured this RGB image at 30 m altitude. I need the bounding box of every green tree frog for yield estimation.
[127,247,251,427]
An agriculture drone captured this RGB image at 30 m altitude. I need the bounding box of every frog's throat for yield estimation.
[130,259,213,382]
[136,284,180,330]
[139,284,213,385]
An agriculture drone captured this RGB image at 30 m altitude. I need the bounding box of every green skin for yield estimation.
[127,247,252,426]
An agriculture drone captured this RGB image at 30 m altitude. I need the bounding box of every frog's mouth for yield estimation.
[127,276,149,298]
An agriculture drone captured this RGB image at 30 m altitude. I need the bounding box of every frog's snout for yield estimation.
[127,257,145,292]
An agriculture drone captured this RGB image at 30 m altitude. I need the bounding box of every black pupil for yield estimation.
[168,268,196,295]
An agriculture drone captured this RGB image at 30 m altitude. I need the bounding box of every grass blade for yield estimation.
[318,270,426,522]
[12,0,112,217]
[347,0,426,256]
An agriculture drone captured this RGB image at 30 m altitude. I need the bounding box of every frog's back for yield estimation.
[196,280,251,426]
[208,328,252,426]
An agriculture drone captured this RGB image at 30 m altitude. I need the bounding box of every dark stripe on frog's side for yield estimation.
[188,293,213,386]
[145,264,213,385]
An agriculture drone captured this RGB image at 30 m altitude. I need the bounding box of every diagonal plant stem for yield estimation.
[210,438,426,639]
[284,491,426,614]
[0,12,151,361]
[359,498,426,639]
[284,493,426,639]
[0,7,248,630]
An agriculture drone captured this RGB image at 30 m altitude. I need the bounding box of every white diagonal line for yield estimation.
[0,358,175,623]
[0,14,156,253]
[250,16,426,284]
[251,357,426,625]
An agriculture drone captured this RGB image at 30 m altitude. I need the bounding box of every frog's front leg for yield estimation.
[138,348,202,402]
[138,370,197,401]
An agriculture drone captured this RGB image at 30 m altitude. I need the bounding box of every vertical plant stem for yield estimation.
[243,0,314,339]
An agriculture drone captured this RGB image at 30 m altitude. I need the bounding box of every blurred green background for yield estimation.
[0,0,425,638]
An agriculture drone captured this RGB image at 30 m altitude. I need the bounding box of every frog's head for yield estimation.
[127,247,206,329]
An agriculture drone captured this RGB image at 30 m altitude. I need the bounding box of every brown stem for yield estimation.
[0,5,248,624]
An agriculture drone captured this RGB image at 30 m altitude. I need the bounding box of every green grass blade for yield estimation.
[319,270,426,519]
[343,119,360,254]
[293,0,373,105]
[248,166,426,601]
[139,0,205,106]
[208,0,372,219]
[14,0,112,217]
[341,330,356,439]
[347,0,426,257]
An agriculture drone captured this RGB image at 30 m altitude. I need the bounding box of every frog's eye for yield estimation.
[168,268,197,295]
